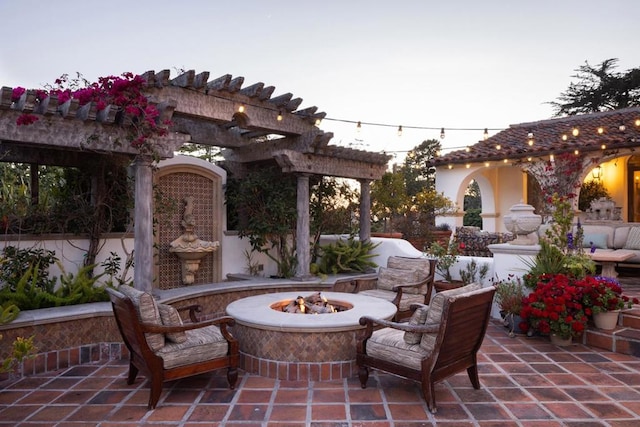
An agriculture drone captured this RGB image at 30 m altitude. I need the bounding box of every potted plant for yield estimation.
[520,273,589,345]
[426,240,462,291]
[580,276,638,330]
[492,275,525,336]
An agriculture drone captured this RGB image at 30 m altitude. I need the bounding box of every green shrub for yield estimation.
[312,237,379,275]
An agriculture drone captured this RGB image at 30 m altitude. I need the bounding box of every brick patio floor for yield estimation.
[2,320,640,426]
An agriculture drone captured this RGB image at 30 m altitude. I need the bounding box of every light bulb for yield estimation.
[440,128,445,139]
[465,146,470,152]
[619,123,626,132]
[238,105,245,113]
[397,125,403,137]
[549,154,555,162]
[483,128,489,140]
[356,121,362,132]
[315,118,321,126]
[484,162,490,167]
[635,118,640,127]
[277,111,283,121]
[601,144,607,150]
[528,139,534,146]
[447,164,453,169]
[496,144,501,150]
[574,149,579,155]
[465,164,470,169]
[503,159,508,163]
[527,131,534,139]
[561,134,568,141]
[572,127,579,137]
[597,126,604,134]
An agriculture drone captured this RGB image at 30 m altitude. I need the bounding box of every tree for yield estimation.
[550,58,640,116]
[371,171,409,232]
[402,139,440,197]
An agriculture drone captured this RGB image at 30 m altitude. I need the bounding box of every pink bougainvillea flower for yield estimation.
[16,114,39,126]
[11,87,26,102]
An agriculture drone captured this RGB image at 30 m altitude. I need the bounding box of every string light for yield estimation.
[574,149,580,155]
[572,127,579,137]
[527,138,534,147]
[440,128,445,139]
[397,125,403,137]
[237,104,245,113]
[635,118,640,127]
[495,144,501,150]
[597,126,604,134]
[549,154,554,162]
[277,111,283,121]
[484,161,490,167]
[561,134,568,141]
[356,121,361,132]
[483,128,489,140]
[601,144,607,150]
[619,122,626,132]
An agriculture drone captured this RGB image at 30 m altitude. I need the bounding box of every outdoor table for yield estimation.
[588,249,635,278]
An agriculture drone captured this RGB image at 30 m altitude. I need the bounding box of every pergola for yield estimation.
[0,69,391,290]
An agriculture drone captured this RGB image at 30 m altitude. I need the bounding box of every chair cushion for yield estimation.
[624,227,640,250]
[377,267,419,291]
[117,285,165,351]
[420,283,482,350]
[366,327,428,371]
[156,325,229,369]
[404,304,429,345]
[387,257,432,294]
[158,303,187,344]
[359,289,425,311]
[582,233,608,249]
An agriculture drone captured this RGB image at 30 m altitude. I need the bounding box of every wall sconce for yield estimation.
[592,165,603,181]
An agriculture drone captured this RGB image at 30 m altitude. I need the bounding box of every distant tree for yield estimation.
[550,58,640,116]
[464,180,481,210]
[402,139,440,197]
[371,171,409,232]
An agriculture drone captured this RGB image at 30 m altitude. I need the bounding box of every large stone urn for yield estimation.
[503,202,542,245]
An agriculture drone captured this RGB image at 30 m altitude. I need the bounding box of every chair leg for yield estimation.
[148,375,163,409]
[467,364,480,389]
[422,379,438,414]
[358,366,369,388]
[227,366,238,389]
[127,361,139,385]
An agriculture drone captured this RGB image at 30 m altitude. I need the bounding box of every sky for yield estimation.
[1,0,639,166]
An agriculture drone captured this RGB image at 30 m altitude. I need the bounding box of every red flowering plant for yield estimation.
[579,276,638,315]
[10,72,170,155]
[520,273,589,339]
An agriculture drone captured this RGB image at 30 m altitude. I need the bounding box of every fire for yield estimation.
[281,292,345,314]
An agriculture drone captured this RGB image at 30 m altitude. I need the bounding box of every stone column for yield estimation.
[133,156,154,292]
[295,173,313,279]
[359,179,372,242]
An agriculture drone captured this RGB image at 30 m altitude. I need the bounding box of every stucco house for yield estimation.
[432,107,640,232]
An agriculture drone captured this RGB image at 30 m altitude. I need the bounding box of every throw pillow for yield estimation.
[624,227,640,250]
[582,233,608,249]
[377,267,419,291]
[158,304,188,343]
[387,256,431,294]
[117,285,165,351]
[403,304,429,345]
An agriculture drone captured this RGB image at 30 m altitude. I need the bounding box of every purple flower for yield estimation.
[590,242,596,253]
[567,232,574,250]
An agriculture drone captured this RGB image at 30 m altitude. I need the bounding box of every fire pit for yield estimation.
[225,291,396,381]
[272,291,351,314]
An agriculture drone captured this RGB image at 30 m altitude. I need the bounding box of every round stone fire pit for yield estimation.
[226,291,397,381]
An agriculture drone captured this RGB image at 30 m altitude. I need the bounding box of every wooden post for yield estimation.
[295,173,312,279]
[133,156,154,292]
[359,179,371,243]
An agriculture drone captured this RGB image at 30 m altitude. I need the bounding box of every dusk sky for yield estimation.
[1,0,639,165]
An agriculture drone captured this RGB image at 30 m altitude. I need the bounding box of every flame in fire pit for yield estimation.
[273,292,351,314]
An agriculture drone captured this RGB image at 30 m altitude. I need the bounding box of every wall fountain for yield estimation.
[169,196,219,285]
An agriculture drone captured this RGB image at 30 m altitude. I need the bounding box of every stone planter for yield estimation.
[593,310,620,330]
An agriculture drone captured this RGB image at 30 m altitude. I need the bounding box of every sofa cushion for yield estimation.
[404,304,429,345]
[158,303,187,344]
[376,267,419,291]
[117,285,165,351]
[582,233,608,249]
[155,325,228,369]
[420,283,482,350]
[624,227,640,250]
[579,225,614,248]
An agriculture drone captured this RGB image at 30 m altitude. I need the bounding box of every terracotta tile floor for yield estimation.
[2,321,640,426]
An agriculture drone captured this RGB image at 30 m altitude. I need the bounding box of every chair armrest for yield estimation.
[359,316,439,333]
[176,304,202,322]
[353,276,378,293]
[140,315,236,334]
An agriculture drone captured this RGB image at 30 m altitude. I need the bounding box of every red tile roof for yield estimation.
[432,107,640,166]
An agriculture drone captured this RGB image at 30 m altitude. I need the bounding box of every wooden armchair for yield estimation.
[107,286,239,409]
[356,283,495,413]
[347,256,436,321]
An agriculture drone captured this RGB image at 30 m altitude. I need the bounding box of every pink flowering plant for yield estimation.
[10,72,169,154]
[580,276,638,315]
